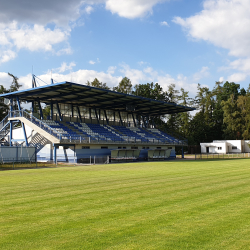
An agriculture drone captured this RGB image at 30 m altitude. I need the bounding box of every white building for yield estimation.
[200,140,250,154]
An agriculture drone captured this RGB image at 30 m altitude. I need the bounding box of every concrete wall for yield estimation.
[37,143,176,162]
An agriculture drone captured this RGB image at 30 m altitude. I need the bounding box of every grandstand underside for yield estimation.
[0,78,195,163]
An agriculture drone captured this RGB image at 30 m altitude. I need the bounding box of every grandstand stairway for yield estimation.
[28,133,51,153]
[0,115,20,142]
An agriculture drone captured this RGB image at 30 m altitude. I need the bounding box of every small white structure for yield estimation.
[200,140,250,154]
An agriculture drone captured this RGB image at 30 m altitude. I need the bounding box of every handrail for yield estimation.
[7,110,188,145]
[9,110,62,141]
[0,114,9,130]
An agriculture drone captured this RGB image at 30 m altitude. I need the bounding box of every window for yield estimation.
[82,146,90,149]
[131,146,138,149]
[232,146,237,149]
[168,147,172,149]
[101,146,108,149]
[118,147,122,149]
[123,147,126,149]
[157,147,161,149]
[218,147,222,150]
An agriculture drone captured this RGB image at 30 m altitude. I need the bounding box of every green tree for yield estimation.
[221,94,243,139]
[8,73,22,92]
[113,77,132,94]
[176,88,192,137]
[133,82,168,101]
[8,73,22,110]
[87,78,110,90]
[0,85,9,120]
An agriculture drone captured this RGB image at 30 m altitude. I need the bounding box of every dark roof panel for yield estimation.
[0,81,195,115]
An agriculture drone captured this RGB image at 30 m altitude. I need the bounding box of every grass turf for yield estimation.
[1,159,250,249]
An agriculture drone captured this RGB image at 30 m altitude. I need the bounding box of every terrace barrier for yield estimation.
[8,110,187,145]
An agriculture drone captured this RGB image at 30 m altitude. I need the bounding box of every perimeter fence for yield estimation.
[183,153,250,160]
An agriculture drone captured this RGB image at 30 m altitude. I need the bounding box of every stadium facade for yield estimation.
[0,76,195,163]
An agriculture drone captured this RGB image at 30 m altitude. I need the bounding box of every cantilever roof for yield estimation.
[0,81,195,116]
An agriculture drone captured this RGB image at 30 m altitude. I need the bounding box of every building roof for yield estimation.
[0,81,195,116]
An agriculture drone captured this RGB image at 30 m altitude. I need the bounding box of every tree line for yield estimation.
[1,74,249,145]
[88,77,250,145]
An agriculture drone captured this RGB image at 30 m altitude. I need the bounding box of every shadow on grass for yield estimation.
[0,163,56,171]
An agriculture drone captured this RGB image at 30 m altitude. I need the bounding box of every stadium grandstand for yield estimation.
[0,76,195,163]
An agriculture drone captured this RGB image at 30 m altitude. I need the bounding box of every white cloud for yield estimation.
[0,72,13,89]
[227,73,247,83]
[173,0,250,83]
[9,24,70,52]
[56,62,76,73]
[0,50,16,64]
[18,69,123,90]
[0,0,172,65]
[119,63,204,96]
[0,22,71,62]
[0,0,85,26]
[105,0,167,19]
[193,66,210,82]
[138,61,147,66]
[219,77,224,82]
[107,66,116,74]
[160,21,169,26]
[173,0,250,57]
[89,58,100,65]
[85,6,94,14]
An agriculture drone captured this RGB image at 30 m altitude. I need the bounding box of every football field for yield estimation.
[1,159,250,249]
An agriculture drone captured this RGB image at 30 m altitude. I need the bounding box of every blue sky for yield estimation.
[0,0,250,97]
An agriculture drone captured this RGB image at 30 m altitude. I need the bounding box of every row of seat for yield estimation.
[41,120,184,144]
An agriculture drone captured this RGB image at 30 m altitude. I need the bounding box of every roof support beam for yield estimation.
[77,106,82,123]
[9,98,13,146]
[104,110,109,125]
[56,101,62,121]
[17,97,28,146]
[51,102,53,120]
[94,108,99,124]
[132,113,136,127]
[118,111,123,126]
[37,100,43,120]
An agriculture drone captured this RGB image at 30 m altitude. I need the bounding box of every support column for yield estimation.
[89,108,91,120]
[142,116,147,128]
[104,110,109,125]
[132,113,136,127]
[50,102,53,120]
[182,146,184,159]
[9,98,13,147]
[53,144,57,163]
[32,75,36,114]
[38,100,43,120]
[118,111,123,126]
[94,108,99,124]
[17,97,28,146]
[56,102,62,121]
[77,106,82,123]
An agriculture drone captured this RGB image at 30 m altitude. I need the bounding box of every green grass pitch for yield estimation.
[1,159,250,249]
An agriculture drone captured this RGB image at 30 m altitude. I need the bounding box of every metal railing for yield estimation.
[0,114,9,131]
[183,153,250,160]
[9,110,63,141]
[8,110,187,145]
